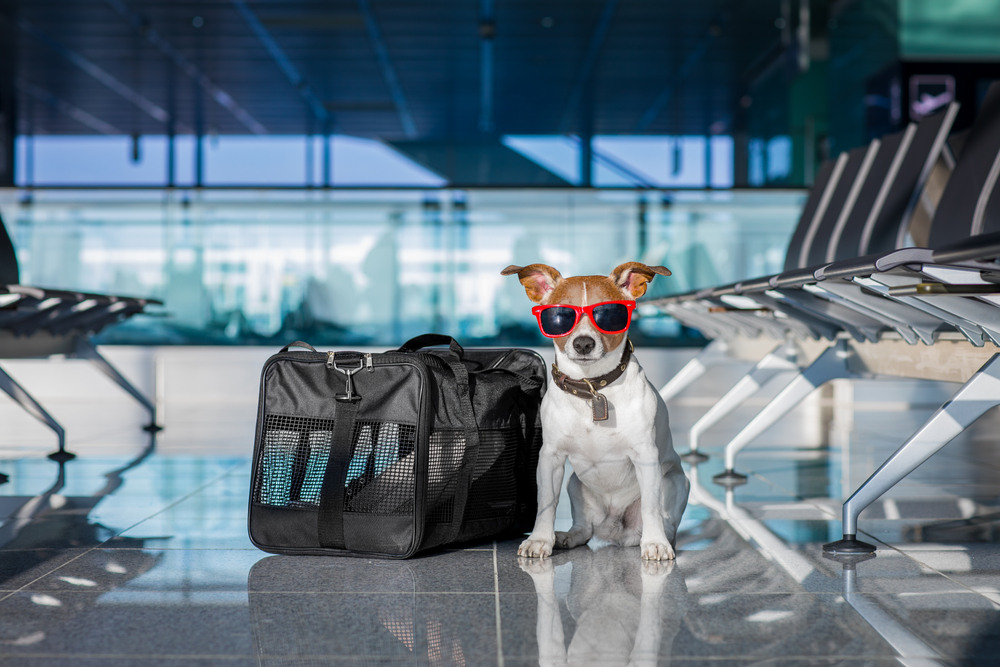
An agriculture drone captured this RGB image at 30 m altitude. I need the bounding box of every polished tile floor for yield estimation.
[0,346,999,665]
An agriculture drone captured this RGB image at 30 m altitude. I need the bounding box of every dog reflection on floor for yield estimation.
[518,545,687,667]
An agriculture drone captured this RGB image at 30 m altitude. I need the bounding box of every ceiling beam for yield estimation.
[356,0,417,138]
[105,0,267,135]
[558,0,619,134]
[17,79,122,135]
[17,18,189,132]
[231,0,329,125]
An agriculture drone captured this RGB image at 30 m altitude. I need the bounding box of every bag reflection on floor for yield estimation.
[248,554,498,665]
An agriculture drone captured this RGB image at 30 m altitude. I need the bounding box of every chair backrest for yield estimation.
[782,157,842,272]
[803,145,871,267]
[828,129,907,261]
[927,81,1000,248]
[858,102,959,255]
[948,127,971,161]
[0,213,19,285]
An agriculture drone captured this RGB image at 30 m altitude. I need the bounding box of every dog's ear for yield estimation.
[501,264,563,303]
[610,262,671,298]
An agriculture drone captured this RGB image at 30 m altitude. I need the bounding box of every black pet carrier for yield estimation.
[248,334,545,558]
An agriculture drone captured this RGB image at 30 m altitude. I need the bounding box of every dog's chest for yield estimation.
[542,366,658,456]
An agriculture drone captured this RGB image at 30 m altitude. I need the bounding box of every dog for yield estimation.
[502,262,689,561]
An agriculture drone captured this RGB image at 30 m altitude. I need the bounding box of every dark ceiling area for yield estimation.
[4,0,782,139]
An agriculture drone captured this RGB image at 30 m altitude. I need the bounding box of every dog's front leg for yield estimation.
[630,452,675,561]
[518,448,566,558]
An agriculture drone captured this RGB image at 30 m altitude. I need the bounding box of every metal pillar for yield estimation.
[0,6,16,187]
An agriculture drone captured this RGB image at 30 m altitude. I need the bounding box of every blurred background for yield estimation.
[0,0,997,346]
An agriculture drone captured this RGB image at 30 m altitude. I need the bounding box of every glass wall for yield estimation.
[0,188,803,346]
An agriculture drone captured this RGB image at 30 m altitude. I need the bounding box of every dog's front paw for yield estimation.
[640,540,676,561]
[518,536,554,558]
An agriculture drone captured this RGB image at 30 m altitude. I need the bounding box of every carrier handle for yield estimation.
[280,340,318,353]
[397,334,464,358]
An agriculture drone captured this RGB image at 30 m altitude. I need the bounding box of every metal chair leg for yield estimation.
[714,339,853,487]
[0,362,72,462]
[682,342,802,463]
[659,339,734,403]
[73,337,161,432]
[825,353,1000,555]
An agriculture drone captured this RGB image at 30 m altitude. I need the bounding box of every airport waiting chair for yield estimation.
[0,214,161,467]
[658,100,962,463]
[651,80,1000,554]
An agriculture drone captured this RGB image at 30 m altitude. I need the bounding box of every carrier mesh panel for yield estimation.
[344,421,417,514]
[425,430,466,523]
[425,427,520,524]
[464,428,519,521]
[254,414,416,514]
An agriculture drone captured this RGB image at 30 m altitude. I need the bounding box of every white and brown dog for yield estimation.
[502,262,689,561]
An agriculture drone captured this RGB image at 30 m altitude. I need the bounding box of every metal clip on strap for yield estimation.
[328,352,363,402]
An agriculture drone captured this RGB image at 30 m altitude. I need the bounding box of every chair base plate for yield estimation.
[712,469,748,487]
[48,450,76,463]
[680,450,709,464]
[823,535,877,555]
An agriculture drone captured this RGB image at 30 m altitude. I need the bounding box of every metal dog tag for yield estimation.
[590,393,609,421]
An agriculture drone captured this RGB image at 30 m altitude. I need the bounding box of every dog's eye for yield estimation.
[540,307,577,336]
[592,303,630,332]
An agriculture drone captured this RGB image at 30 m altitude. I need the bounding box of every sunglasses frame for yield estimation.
[531,300,637,338]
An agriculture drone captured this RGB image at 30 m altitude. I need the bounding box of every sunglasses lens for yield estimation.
[592,303,630,332]
[539,307,577,336]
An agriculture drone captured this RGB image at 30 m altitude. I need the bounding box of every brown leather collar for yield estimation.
[551,339,633,422]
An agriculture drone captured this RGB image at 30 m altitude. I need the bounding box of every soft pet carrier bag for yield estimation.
[248,334,545,558]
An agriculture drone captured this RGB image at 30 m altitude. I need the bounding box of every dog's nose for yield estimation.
[573,336,595,355]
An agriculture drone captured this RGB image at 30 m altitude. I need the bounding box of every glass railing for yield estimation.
[0,188,805,346]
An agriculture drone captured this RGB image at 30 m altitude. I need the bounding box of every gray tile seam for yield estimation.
[493,540,505,667]
[0,458,250,604]
[0,652,959,660]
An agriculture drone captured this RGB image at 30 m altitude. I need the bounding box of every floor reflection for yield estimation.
[518,547,686,667]
[247,554,498,666]
[0,437,157,561]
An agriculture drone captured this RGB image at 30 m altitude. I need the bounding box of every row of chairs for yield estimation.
[0,214,160,472]
[649,81,1000,555]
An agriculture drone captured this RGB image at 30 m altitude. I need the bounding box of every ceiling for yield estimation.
[4,0,785,140]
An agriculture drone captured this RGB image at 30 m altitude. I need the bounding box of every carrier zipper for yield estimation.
[326,351,336,369]
[364,353,374,371]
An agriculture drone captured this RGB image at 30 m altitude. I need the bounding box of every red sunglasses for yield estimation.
[531,301,636,338]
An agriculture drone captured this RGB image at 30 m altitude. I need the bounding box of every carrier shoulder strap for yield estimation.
[317,354,363,550]
[443,358,480,544]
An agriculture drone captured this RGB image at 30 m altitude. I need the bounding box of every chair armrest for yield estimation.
[932,231,1000,264]
[736,275,777,293]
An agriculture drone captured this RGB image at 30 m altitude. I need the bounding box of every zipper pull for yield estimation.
[364,353,374,372]
[326,351,335,369]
